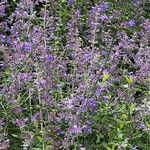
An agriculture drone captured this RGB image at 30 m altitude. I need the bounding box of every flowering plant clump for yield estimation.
[0,0,150,150]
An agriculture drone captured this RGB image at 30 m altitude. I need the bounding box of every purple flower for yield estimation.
[12,106,23,114]
[101,49,107,56]
[82,121,93,134]
[0,140,10,150]
[32,112,42,122]
[145,24,150,32]
[82,125,92,134]
[80,99,88,112]
[68,0,74,6]
[137,124,146,129]
[36,79,46,86]
[47,55,54,62]
[18,73,32,82]
[99,2,109,12]
[128,20,136,27]
[100,14,108,22]
[22,42,32,52]
[95,86,102,97]
[66,98,74,109]
[111,51,120,61]
[0,5,6,16]
[56,128,65,136]
[70,125,82,134]
[0,34,6,43]
[15,118,28,127]
[103,96,109,103]
[66,9,81,51]
[88,97,97,109]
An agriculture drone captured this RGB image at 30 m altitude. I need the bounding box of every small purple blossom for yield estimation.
[103,96,109,103]
[67,0,74,6]
[18,73,32,82]
[88,97,97,109]
[0,34,6,43]
[137,124,146,129]
[12,106,23,114]
[95,86,102,97]
[111,51,120,61]
[128,20,136,27]
[101,49,108,56]
[56,128,65,136]
[0,140,10,150]
[32,112,42,122]
[70,125,82,134]
[82,121,93,134]
[99,2,109,12]
[100,14,108,22]
[15,118,28,128]
[47,55,55,62]
[35,79,46,86]
[0,5,6,16]
[66,98,74,109]
[22,42,32,52]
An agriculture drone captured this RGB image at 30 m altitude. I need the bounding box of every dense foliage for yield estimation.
[0,0,150,149]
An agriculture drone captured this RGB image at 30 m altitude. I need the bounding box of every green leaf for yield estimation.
[61,0,66,2]
[102,143,113,150]
[124,75,133,84]
[37,136,43,142]
[102,73,110,82]
[11,134,19,138]
[120,114,128,120]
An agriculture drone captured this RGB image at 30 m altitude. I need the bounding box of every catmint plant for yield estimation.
[0,0,150,149]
